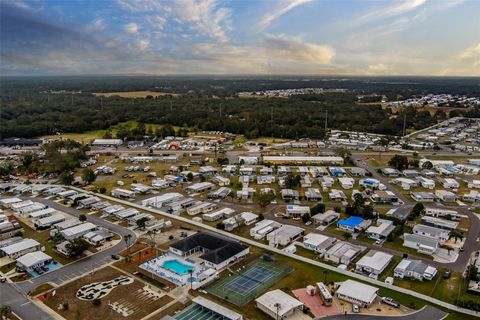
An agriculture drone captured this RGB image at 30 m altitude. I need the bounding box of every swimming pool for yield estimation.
[162,259,194,275]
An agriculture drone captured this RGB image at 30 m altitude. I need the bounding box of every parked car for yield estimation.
[0,277,6,283]
[111,254,120,260]
[352,304,360,313]
[382,297,400,308]
[443,270,452,279]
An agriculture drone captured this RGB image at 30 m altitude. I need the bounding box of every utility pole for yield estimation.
[219,103,222,117]
[403,113,407,137]
[170,100,173,112]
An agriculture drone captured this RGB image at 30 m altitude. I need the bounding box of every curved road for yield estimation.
[321,305,447,320]
[0,196,137,320]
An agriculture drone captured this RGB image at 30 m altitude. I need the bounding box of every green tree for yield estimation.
[258,192,275,208]
[82,168,96,185]
[409,203,425,220]
[79,214,87,222]
[301,212,311,223]
[343,232,352,241]
[59,171,74,185]
[388,155,409,171]
[311,203,325,215]
[136,217,149,230]
[65,238,89,257]
[21,152,35,168]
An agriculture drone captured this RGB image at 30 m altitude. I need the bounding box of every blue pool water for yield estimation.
[162,260,194,275]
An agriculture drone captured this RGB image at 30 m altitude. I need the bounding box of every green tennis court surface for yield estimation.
[206,257,292,306]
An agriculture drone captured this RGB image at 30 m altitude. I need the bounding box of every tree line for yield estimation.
[0,88,451,140]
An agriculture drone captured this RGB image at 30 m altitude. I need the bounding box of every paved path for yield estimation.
[321,305,447,320]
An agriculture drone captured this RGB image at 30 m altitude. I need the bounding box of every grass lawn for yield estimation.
[19,221,77,265]
[294,246,319,260]
[0,261,16,274]
[382,233,434,261]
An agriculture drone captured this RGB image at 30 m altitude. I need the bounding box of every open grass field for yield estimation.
[41,266,173,320]
[94,91,179,98]
[41,120,185,143]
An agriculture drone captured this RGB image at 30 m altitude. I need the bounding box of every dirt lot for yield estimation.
[41,266,173,320]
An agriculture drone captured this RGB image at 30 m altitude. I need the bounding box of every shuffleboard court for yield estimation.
[206,256,292,306]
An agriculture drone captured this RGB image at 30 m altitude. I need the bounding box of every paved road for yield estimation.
[321,305,447,320]
[1,282,53,320]
[0,196,137,319]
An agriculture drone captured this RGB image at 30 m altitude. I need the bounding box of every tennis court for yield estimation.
[206,257,292,306]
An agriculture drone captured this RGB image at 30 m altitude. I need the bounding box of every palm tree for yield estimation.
[274,302,281,320]
[188,269,194,290]
[123,234,132,255]
[323,270,328,284]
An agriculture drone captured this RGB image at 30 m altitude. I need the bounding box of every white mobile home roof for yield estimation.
[57,190,77,198]
[114,208,139,219]
[356,250,393,271]
[61,222,97,238]
[142,192,183,207]
[16,251,52,268]
[203,207,235,220]
[29,207,56,219]
[36,214,65,226]
[255,289,303,318]
[92,139,123,145]
[52,219,82,231]
[1,238,40,255]
[17,203,47,214]
[11,200,34,210]
[336,280,378,304]
[0,197,22,205]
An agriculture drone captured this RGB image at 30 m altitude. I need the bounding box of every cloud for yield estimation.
[262,34,334,64]
[136,39,150,51]
[366,63,389,74]
[355,0,427,25]
[258,0,313,30]
[124,22,139,34]
[459,43,480,59]
[171,0,232,41]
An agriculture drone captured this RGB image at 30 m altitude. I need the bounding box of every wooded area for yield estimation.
[1,76,478,139]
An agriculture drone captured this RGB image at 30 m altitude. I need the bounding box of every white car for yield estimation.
[352,304,360,313]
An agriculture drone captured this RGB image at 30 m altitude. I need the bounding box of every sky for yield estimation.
[0,0,479,76]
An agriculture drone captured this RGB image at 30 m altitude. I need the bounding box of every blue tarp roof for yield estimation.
[338,216,364,228]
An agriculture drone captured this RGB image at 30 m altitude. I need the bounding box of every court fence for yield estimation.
[205,256,292,306]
